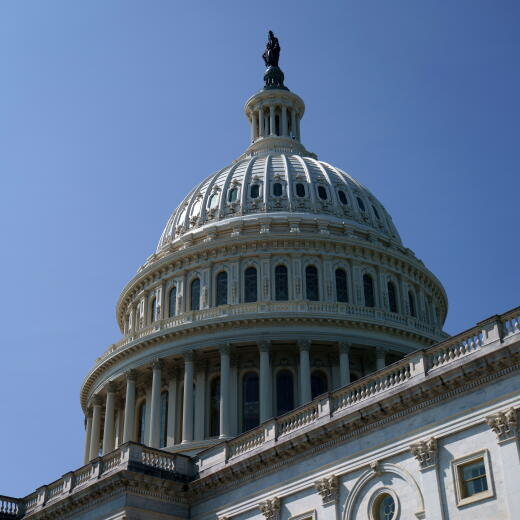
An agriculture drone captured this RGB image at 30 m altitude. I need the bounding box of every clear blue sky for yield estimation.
[0,0,518,496]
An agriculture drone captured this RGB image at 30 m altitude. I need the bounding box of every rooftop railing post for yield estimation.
[36,486,48,508]
[478,315,503,345]
[91,457,103,479]
[319,395,331,419]
[265,419,277,442]
[409,350,427,376]
[62,472,75,494]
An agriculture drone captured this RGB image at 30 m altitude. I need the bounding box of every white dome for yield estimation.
[157,153,402,253]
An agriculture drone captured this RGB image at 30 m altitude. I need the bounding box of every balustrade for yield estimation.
[427,329,483,369]
[0,496,21,517]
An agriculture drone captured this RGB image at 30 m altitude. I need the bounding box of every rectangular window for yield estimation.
[451,450,494,507]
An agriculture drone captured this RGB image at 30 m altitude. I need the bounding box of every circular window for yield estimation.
[373,493,396,520]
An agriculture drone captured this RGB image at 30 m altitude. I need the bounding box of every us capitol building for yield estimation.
[1,33,519,520]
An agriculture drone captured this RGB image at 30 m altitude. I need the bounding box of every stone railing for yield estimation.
[96,301,441,363]
[13,443,193,516]
[0,496,22,518]
[198,307,519,472]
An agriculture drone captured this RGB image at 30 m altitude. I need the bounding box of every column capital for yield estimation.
[375,346,387,358]
[126,369,137,382]
[339,341,351,354]
[258,340,271,353]
[219,343,232,356]
[91,394,103,407]
[314,475,339,505]
[183,350,195,362]
[298,339,311,352]
[259,497,280,520]
[410,437,437,470]
[152,358,164,370]
[106,381,118,394]
[486,407,518,443]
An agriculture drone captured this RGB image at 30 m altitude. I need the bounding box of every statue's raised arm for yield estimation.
[262,30,280,67]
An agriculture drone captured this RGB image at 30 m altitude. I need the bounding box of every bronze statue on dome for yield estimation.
[262,30,280,68]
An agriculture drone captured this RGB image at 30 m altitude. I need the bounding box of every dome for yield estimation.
[156,153,402,254]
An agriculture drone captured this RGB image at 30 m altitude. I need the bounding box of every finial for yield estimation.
[262,31,288,90]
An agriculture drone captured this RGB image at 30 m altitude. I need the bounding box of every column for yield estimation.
[269,105,275,135]
[486,408,520,517]
[144,387,152,445]
[281,105,288,136]
[219,344,231,438]
[299,340,312,405]
[250,113,255,142]
[291,109,296,138]
[148,359,163,448]
[182,351,194,444]
[122,370,136,443]
[259,340,272,422]
[410,438,445,520]
[194,361,206,440]
[295,112,300,140]
[102,383,117,455]
[89,395,102,461]
[166,367,178,446]
[83,411,93,465]
[259,108,264,138]
[339,342,351,387]
[375,347,386,370]
[230,356,238,436]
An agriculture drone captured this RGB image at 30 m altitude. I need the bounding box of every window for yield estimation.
[372,204,380,219]
[363,274,375,308]
[250,184,260,199]
[275,114,280,135]
[335,268,348,303]
[276,370,294,415]
[373,493,396,520]
[275,265,289,301]
[216,271,228,306]
[138,401,146,444]
[408,290,416,317]
[295,183,306,197]
[387,282,397,313]
[159,391,168,448]
[357,196,366,212]
[338,190,348,205]
[191,199,202,217]
[168,286,177,317]
[311,371,328,399]
[208,192,219,209]
[242,372,259,432]
[209,377,220,437]
[317,185,328,200]
[305,265,319,301]
[228,188,238,202]
[244,267,257,303]
[452,451,494,506]
[150,297,157,322]
[190,278,200,311]
[273,182,283,196]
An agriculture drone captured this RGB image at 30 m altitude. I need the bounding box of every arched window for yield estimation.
[138,401,146,444]
[387,282,398,313]
[209,377,220,437]
[273,182,283,196]
[335,268,348,302]
[295,183,306,197]
[168,286,177,317]
[216,271,228,306]
[159,391,168,448]
[338,190,348,205]
[244,267,257,303]
[318,186,328,200]
[408,290,417,317]
[228,188,238,202]
[150,297,157,322]
[242,372,259,432]
[311,370,328,399]
[190,278,200,311]
[208,192,219,209]
[357,196,366,212]
[275,265,289,301]
[372,204,380,219]
[250,184,260,199]
[276,370,294,415]
[275,114,280,135]
[305,265,319,301]
[363,274,375,308]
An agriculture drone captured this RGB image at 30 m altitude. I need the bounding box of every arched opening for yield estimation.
[356,196,366,212]
[295,183,306,197]
[372,204,381,220]
[305,265,319,301]
[317,185,328,200]
[311,370,328,399]
[275,114,280,135]
[209,377,220,438]
[150,297,157,323]
[190,278,200,311]
[159,391,168,448]
[138,401,146,444]
[387,282,398,313]
[408,290,417,317]
[335,268,348,303]
[276,370,294,415]
[216,271,228,306]
[242,372,259,432]
[275,265,289,301]
[228,188,238,202]
[207,192,219,209]
[338,190,348,205]
[244,267,258,303]
[273,182,283,197]
[250,184,260,199]
[363,274,375,308]
[168,286,177,317]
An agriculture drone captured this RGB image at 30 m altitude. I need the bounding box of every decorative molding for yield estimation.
[314,475,338,505]
[410,437,437,470]
[259,497,280,520]
[486,407,518,443]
